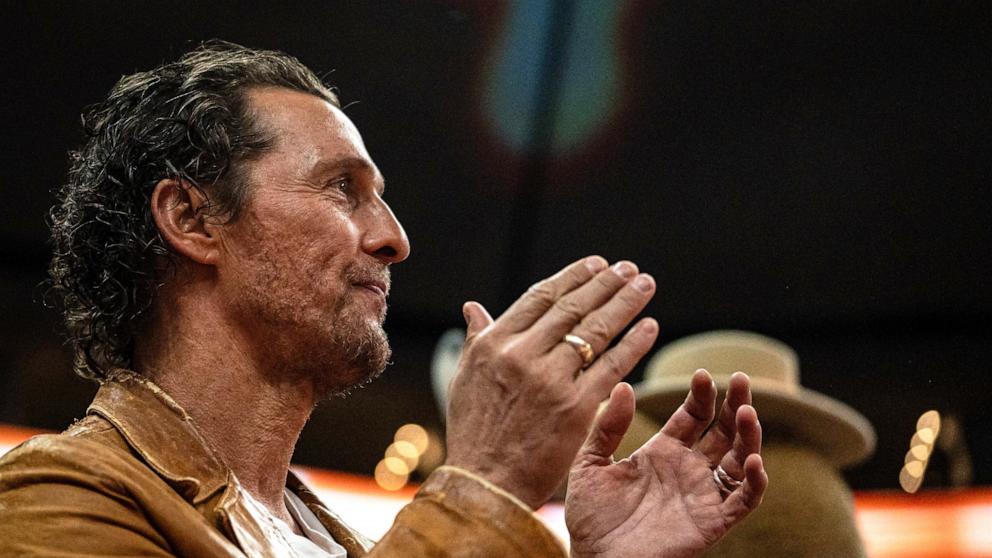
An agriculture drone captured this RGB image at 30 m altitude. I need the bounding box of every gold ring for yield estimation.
[563,334,595,368]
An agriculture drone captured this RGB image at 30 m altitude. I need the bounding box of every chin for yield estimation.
[313,320,392,400]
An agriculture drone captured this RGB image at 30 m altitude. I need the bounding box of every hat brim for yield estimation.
[635,379,876,468]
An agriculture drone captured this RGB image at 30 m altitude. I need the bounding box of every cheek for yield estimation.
[286,215,364,285]
[296,212,362,259]
[223,200,363,290]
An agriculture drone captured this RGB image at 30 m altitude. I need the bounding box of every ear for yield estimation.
[150,178,220,266]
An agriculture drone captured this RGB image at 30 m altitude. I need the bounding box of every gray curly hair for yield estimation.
[47,40,338,380]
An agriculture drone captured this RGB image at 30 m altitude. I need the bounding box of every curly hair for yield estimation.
[48,40,339,381]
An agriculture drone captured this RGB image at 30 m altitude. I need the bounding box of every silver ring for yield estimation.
[713,465,743,495]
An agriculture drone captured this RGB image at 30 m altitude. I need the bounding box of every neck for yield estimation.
[133,286,316,529]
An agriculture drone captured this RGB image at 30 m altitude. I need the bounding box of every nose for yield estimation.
[361,196,410,265]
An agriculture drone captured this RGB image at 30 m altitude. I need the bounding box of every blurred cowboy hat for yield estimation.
[634,330,875,468]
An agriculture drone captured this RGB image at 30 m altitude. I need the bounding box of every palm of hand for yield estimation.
[566,434,726,558]
[564,374,766,558]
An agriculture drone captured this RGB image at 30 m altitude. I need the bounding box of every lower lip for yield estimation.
[358,285,386,301]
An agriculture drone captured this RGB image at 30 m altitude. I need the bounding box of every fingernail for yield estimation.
[585,256,607,273]
[636,319,658,335]
[612,261,637,279]
[633,274,654,292]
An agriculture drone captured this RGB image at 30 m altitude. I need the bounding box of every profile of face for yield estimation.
[216,87,410,398]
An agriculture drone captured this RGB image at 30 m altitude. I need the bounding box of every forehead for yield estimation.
[245,86,373,169]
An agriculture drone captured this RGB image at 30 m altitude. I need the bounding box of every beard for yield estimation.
[232,258,394,401]
[306,263,394,400]
[313,297,392,399]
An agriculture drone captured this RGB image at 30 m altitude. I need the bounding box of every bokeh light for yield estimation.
[395,423,429,454]
[375,459,408,491]
[375,423,442,491]
[899,410,941,494]
[385,441,420,470]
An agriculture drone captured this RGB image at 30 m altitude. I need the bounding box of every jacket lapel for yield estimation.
[87,370,228,505]
[87,370,300,558]
[287,472,374,557]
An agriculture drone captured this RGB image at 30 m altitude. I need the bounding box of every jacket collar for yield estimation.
[87,369,228,505]
[86,369,372,557]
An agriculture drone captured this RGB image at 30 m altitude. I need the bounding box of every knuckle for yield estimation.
[468,329,497,353]
[580,315,614,345]
[564,260,596,283]
[553,296,586,322]
[563,265,588,284]
[496,339,528,369]
[525,280,558,306]
[683,398,711,422]
[616,285,649,310]
[593,269,623,290]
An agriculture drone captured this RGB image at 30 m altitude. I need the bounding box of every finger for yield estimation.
[718,404,762,480]
[495,256,608,333]
[658,369,717,447]
[720,453,767,525]
[528,262,641,352]
[573,383,635,468]
[543,271,655,370]
[578,318,658,400]
[462,301,494,339]
[695,372,752,464]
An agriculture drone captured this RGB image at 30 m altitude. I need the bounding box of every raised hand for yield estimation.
[565,371,767,558]
[444,257,659,509]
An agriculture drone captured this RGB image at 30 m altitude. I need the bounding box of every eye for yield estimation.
[328,176,351,193]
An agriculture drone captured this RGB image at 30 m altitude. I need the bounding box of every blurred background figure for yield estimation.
[626,331,875,557]
[431,329,466,420]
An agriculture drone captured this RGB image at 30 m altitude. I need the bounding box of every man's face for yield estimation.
[216,87,409,397]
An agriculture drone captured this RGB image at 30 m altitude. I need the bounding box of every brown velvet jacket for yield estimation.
[0,371,566,557]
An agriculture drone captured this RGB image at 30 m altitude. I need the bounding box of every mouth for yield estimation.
[355,280,388,300]
[348,265,391,306]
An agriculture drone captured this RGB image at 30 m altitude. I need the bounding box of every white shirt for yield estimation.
[283,488,348,558]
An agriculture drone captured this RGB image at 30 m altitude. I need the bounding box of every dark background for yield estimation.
[1,1,988,490]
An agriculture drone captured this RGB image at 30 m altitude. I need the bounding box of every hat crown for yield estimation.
[646,330,800,394]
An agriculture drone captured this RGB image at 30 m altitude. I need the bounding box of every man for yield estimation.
[0,41,766,557]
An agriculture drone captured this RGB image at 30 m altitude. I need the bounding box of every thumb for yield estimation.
[576,383,636,467]
[462,301,494,338]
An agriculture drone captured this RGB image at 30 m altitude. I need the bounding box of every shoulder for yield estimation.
[0,418,148,495]
[0,431,176,556]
